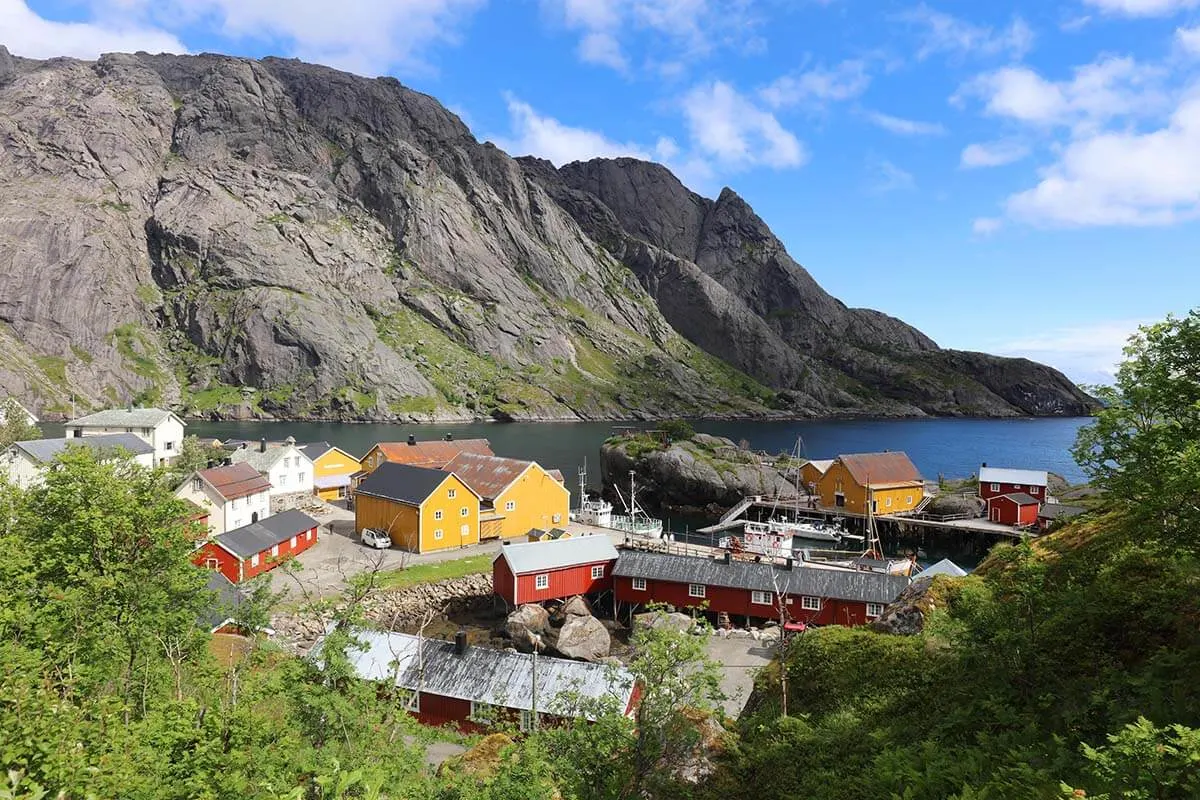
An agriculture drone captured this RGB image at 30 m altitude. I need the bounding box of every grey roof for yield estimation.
[318,629,636,717]
[917,558,969,578]
[355,461,460,506]
[66,407,183,429]
[495,536,619,575]
[979,466,1048,486]
[299,441,334,460]
[214,509,319,559]
[229,444,305,473]
[613,549,910,605]
[12,433,154,463]
[996,492,1040,505]
[198,571,248,631]
[1038,503,1087,519]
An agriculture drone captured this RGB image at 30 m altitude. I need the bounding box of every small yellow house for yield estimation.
[815,452,924,516]
[441,452,570,541]
[300,442,360,502]
[798,459,833,494]
[354,462,480,553]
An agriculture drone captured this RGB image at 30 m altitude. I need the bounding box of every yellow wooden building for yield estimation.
[798,459,833,494]
[300,442,360,502]
[441,452,570,541]
[815,452,924,516]
[354,462,481,553]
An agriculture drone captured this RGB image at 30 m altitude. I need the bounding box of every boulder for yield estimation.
[634,610,694,634]
[553,615,611,662]
[558,595,592,619]
[505,604,550,651]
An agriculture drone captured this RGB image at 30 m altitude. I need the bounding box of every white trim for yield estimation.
[688,583,706,598]
[866,602,884,618]
[632,577,647,591]
[535,574,549,590]
[590,564,605,579]
[801,596,821,611]
[751,590,772,605]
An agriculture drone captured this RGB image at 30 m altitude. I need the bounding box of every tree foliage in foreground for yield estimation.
[0,398,39,450]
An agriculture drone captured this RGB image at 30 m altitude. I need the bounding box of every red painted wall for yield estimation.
[192,541,241,584]
[987,496,1039,526]
[193,525,319,584]
[979,481,1045,502]
[613,576,873,627]
[493,558,517,605]
[493,558,617,606]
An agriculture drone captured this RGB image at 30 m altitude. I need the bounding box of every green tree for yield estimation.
[1061,718,1200,800]
[0,398,39,449]
[172,434,222,477]
[659,419,696,442]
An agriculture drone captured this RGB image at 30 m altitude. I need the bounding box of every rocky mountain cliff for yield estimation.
[0,47,1094,421]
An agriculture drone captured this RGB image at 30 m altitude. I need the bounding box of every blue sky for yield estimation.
[6,0,1200,384]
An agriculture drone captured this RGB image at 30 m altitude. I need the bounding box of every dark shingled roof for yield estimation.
[836,452,923,487]
[214,509,319,559]
[355,461,462,506]
[996,492,1040,505]
[198,571,247,631]
[613,549,910,605]
[12,433,154,462]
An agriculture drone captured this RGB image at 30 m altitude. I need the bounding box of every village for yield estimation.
[0,400,1092,734]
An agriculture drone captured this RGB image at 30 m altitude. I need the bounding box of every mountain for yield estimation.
[0,47,1095,421]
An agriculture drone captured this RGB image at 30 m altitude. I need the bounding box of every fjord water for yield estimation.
[170,415,1092,486]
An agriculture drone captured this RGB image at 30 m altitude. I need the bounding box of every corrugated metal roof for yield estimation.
[214,509,319,559]
[374,439,494,469]
[917,559,968,578]
[314,474,352,489]
[356,462,467,506]
[837,452,923,487]
[979,466,1048,486]
[495,536,619,575]
[13,433,154,462]
[66,407,183,428]
[613,549,909,604]
[441,452,541,501]
[320,630,635,717]
[195,462,272,501]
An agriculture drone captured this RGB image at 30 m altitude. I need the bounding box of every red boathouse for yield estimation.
[193,509,320,583]
[986,492,1040,526]
[978,466,1049,503]
[492,535,619,607]
[612,549,909,628]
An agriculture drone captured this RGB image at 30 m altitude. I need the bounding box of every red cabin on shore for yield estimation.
[493,536,619,607]
[612,549,909,628]
[986,492,1040,526]
[978,466,1049,503]
[193,509,320,584]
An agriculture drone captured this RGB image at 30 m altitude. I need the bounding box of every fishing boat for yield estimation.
[610,471,664,539]
[571,461,613,528]
[719,518,862,557]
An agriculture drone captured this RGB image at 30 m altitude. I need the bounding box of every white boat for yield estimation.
[572,461,614,528]
[611,471,664,539]
[719,518,857,556]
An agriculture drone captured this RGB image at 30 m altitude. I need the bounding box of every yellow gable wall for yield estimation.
[493,465,571,539]
[816,462,923,516]
[419,474,480,553]
[314,448,358,501]
[355,494,420,551]
[799,463,827,493]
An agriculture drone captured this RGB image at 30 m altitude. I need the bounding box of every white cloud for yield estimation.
[972,216,1004,235]
[759,60,870,108]
[864,110,946,136]
[1004,93,1200,226]
[493,94,653,166]
[898,5,1033,61]
[868,159,915,193]
[0,0,186,59]
[993,319,1149,384]
[1083,0,1200,16]
[682,81,808,169]
[961,140,1030,168]
[578,30,628,71]
[1177,25,1200,54]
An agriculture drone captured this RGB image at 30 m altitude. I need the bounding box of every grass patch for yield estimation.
[374,554,495,591]
[33,355,68,387]
[390,395,439,416]
[187,384,245,412]
[100,200,132,213]
[135,284,160,305]
[70,346,94,365]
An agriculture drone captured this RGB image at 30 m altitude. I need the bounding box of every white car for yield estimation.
[360,528,392,550]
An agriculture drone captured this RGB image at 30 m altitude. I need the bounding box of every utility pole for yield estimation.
[530,634,541,732]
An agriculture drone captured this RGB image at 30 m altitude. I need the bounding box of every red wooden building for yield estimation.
[493,535,620,607]
[986,492,1040,526]
[323,629,638,733]
[193,509,319,583]
[978,465,1049,503]
[612,549,910,628]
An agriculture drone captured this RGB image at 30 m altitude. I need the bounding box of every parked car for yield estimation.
[360,528,392,550]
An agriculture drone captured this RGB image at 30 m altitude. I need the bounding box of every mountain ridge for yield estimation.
[0,47,1095,421]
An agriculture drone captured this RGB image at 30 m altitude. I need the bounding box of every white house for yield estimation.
[1,434,155,488]
[0,399,38,427]
[64,407,187,466]
[174,462,273,535]
[229,436,314,509]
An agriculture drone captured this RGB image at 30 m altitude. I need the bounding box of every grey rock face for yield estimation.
[633,610,695,634]
[504,604,550,651]
[552,614,611,662]
[0,49,1093,421]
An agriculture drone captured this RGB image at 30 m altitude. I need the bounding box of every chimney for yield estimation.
[260,437,267,453]
[444,432,453,441]
[454,630,468,656]
[407,434,416,446]
[206,459,215,469]
[223,457,232,467]
[981,462,988,468]
[723,551,732,565]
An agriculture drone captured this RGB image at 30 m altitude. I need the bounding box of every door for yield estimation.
[990,508,1000,522]
[251,511,259,523]
[835,493,845,508]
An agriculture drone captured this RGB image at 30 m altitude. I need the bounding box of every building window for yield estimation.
[448,488,457,499]
[142,428,151,436]
[280,473,289,486]
[632,577,647,591]
[290,536,297,548]
[535,574,549,590]
[990,483,1000,491]
[591,565,605,579]
[250,554,260,567]
[866,603,884,618]
[204,557,219,570]
[307,529,314,540]
[298,472,306,483]
[434,510,443,520]
[460,507,469,517]
[469,701,498,725]
[192,477,202,491]
[1013,484,1022,489]
[885,497,893,507]
[460,524,469,537]
[801,596,821,611]
[1030,486,1039,495]
[270,544,279,557]
[404,691,420,713]
[688,583,706,598]
[125,427,133,433]
[232,497,239,510]
[165,441,175,451]
[751,590,772,605]
[519,709,534,732]
[505,500,516,512]
[906,496,913,504]
[433,528,444,540]
[552,513,562,523]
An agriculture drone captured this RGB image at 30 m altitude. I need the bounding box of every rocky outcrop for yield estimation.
[504,604,550,652]
[0,49,1094,421]
[551,614,611,662]
[633,610,697,634]
[869,574,965,636]
[601,433,798,516]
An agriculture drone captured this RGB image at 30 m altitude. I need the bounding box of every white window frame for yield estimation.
[461,524,470,537]
[448,488,457,499]
[519,709,534,732]
[270,544,279,557]
[990,482,1000,492]
[192,477,202,491]
[885,497,893,507]
[460,506,469,517]
[505,500,516,512]
[204,557,219,570]
[866,603,884,619]
[433,528,444,540]
[307,529,314,540]
[801,596,821,611]
[1013,484,1022,490]
[1030,486,1039,495]
[535,574,549,590]
[434,510,443,521]
[751,590,772,605]
[231,497,239,510]
[906,495,913,504]
[404,691,420,713]
[298,471,306,483]
[688,583,706,598]
[469,701,498,725]
[552,513,562,523]
[250,553,260,567]
[591,565,605,579]
[632,577,647,591]
[290,535,297,548]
